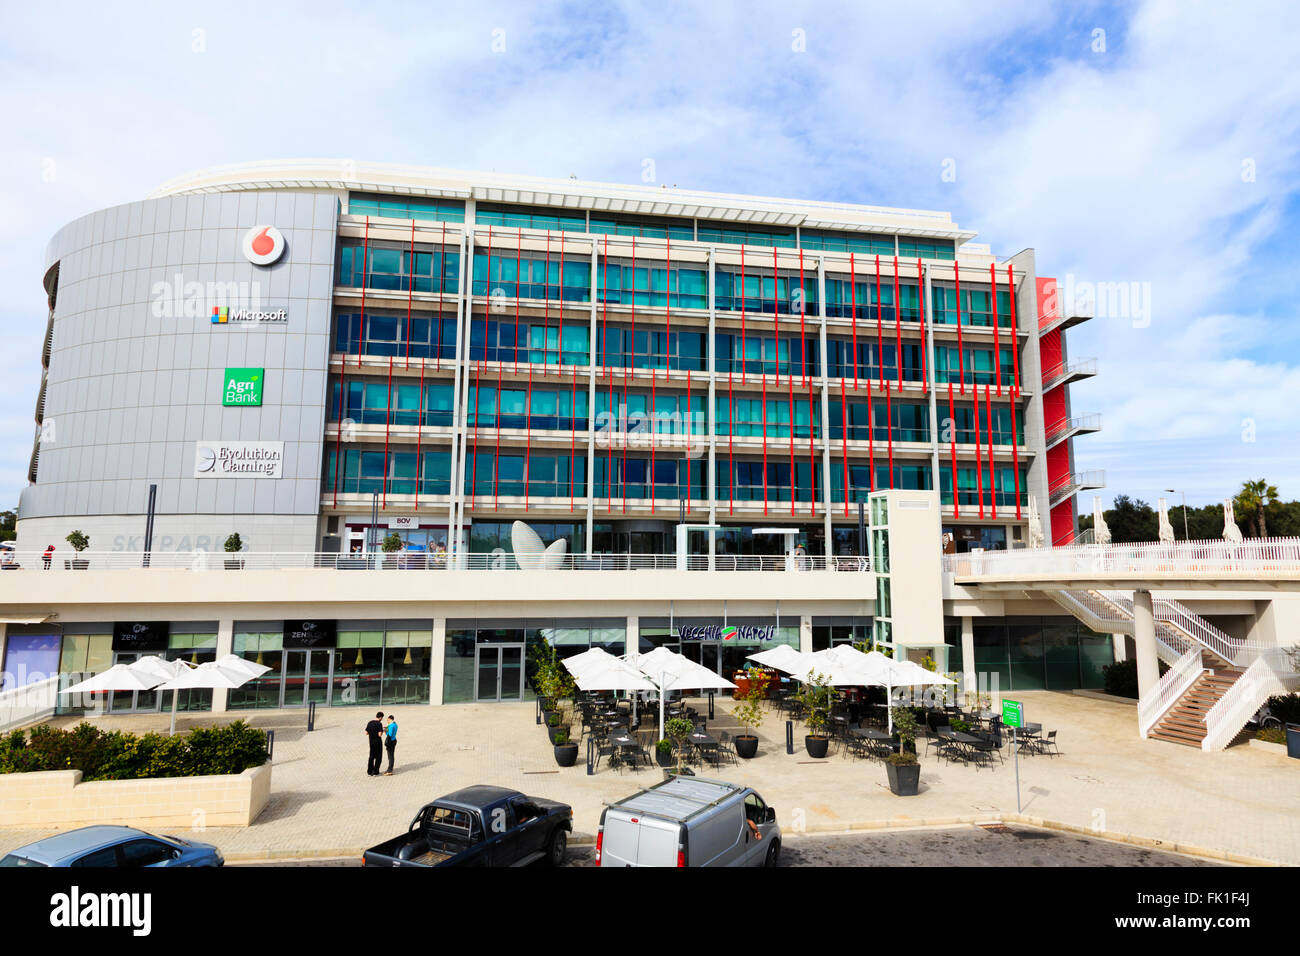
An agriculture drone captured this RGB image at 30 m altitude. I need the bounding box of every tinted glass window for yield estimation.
[0,854,47,867]
[119,840,176,867]
[71,846,120,867]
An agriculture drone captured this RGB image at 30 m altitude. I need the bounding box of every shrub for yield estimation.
[1255,726,1286,745]
[1266,693,1300,726]
[0,720,267,780]
[1102,658,1170,698]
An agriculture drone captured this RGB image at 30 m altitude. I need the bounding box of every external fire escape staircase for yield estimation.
[1050,589,1298,750]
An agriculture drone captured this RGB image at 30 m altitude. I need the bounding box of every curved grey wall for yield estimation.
[17,190,339,552]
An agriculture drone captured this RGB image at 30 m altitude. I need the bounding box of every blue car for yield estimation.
[0,826,224,868]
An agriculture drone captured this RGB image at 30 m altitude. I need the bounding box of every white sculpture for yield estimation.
[1027,496,1045,549]
[1157,497,1175,544]
[1092,496,1112,546]
[1222,499,1243,544]
[511,520,568,570]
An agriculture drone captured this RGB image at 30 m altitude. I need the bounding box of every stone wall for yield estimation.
[0,763,270,829]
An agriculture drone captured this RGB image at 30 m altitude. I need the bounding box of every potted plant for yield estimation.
[664,716,694,777]
[223,532,245,570]
[381,532,403,568]
[547,719,570,744]
[795,671,838,758]
[65,530,90,569]
[732,669,770,759]
[885,706,921,796]
[654,738,674,768]
[552,728,579,766]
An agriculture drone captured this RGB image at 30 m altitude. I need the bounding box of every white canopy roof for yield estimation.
[562,646,620,678]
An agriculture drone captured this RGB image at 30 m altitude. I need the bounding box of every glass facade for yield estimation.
[333,311,458,360]
[228,620,432,710]
[638,617,800,678]
[338,241,460,293]
[348,194,465,224]
[443,618,625,704]
[964,616,1112,691]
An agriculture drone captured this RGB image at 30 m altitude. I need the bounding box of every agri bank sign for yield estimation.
[193,441,284,479]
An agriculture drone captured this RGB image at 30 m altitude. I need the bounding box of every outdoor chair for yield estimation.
[1038,730,1059,757]
[969,734,1003,768]
[594,739,620,773]
[927,726,958,763]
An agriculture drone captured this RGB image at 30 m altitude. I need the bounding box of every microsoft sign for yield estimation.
[223,368,263,406]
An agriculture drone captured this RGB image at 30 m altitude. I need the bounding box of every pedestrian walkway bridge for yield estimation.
[945,538,1300,752]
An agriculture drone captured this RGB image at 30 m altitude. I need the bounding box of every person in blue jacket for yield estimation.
[383,714,398,775]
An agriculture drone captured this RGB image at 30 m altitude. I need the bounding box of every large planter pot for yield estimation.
[224,558,245,570]
[1287,723,1300,759]
[69,558,90,570]
[539,697,555,713]
[734,734,759,759]
[655,748,674,768]
[886,761,921,796]
[382,555,400,569]
[545,712,562,727]
[553,742,579,767]
[547,725,571,745]
[804,735,830,759]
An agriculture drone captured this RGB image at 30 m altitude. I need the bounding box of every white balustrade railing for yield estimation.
[1200,652,1297,752]
[0,551,870,574]
[944,536,1300,580]
[1152,598,1239,663]
[1138,647,1206,739]
[0,675,60,733]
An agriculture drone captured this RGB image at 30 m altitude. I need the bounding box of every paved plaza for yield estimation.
[1,690,1296,864]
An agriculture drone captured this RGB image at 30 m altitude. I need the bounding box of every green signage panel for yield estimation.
[223,368,263,406]
[1002,698,1023,729]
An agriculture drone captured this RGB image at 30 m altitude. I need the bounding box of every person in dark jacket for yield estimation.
[364,711,385,776]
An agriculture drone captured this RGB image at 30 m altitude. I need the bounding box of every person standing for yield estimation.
[383,714,398,775]
[42,544,55,569]
[364,710,385,776]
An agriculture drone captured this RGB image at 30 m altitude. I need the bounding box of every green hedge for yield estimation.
[0,720,268,781]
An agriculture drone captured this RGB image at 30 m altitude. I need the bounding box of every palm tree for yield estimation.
[1234,479,1279,538]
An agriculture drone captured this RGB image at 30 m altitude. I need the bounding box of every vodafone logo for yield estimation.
[241,225,285,266]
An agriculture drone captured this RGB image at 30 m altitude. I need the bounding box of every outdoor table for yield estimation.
[852,728,894,759]
[1016,723,1043,754]
[854,728,893,741]
[608,733,644,768]
[951,731,983,762]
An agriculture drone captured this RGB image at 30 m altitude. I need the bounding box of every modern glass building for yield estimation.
[2,161,1111,712]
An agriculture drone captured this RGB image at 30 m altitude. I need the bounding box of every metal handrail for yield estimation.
[0,551,871,573]
[943,535,1300,579]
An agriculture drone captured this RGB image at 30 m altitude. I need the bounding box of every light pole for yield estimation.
[1164,488,1188,541]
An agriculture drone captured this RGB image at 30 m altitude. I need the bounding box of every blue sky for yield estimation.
[1,0,1297,511]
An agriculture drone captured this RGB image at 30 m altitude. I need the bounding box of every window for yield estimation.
[348,193,464,223]
[119,840,176,867]
[71,847,121,867]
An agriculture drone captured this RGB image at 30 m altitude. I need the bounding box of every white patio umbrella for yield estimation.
[59,663,163,696]
[156,660,259,735]
[632,647,736,738]
[747,644,808,673]
[560,646,618,678]
[573,657,657,693]
[212,654,271,679]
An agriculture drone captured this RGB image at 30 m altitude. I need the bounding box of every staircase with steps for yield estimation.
[1048,588,1286,750]
[1147,655,1243,748]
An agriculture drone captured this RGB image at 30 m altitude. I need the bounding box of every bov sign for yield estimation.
[223,368,263,406]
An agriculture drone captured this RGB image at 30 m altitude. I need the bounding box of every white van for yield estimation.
[595,776,780,867]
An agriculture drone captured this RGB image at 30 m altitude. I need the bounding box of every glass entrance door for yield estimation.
[474,645,525,702]
[281,650,333,707]
[108,652,162,714]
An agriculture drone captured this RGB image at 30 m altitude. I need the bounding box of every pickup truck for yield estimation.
[362,785,572,867]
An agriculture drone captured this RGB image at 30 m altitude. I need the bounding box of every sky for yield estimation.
[1,0,1297,512]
